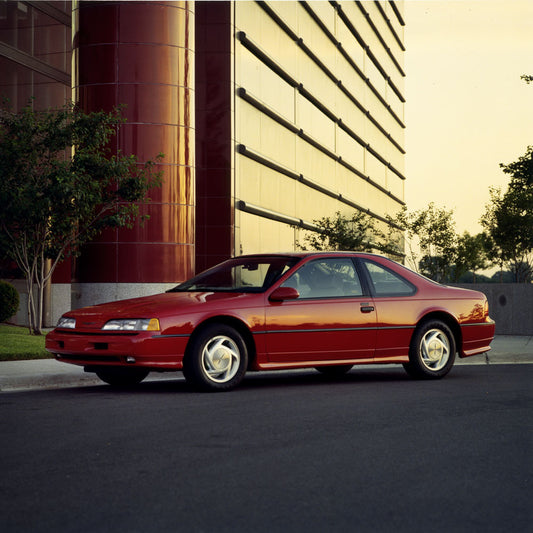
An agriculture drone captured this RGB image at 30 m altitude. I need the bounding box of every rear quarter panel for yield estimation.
[373,285,494,361]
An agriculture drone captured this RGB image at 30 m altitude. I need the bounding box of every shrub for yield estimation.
[0,281,19,322]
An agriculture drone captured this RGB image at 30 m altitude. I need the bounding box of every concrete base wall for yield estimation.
[453,284,533,335]
[70,283,177,311]
[5,282,177,328]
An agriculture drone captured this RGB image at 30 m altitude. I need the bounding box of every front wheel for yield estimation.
[403,321,456,379]
[95,367,149,387]
[183,324,248,392]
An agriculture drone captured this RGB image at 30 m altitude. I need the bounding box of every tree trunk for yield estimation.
[25,275,39,335]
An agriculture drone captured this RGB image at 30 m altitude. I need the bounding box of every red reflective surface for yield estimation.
[118,204,194,245]
[74,3,118,46]
[195,1,233,272]
[118,85,193,126]
[118,2,189,47]
[78,241,194,284]
[46,253,496,390]
[74,1,195,284]
[146,165,194,205]
[120,124,194,167]
[118,45,191,87]
[77,44,117,84]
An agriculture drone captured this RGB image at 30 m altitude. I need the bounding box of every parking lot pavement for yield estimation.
[0,336,531,392]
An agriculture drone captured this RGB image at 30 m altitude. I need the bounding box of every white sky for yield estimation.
[405,0,533,234]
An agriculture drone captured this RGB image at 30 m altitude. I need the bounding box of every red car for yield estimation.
[46,252,495,391]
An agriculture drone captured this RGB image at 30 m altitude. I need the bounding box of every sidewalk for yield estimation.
[0,336,532,392]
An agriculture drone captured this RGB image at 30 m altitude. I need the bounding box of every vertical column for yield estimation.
[73,1,195,300]
[195,1,234,272]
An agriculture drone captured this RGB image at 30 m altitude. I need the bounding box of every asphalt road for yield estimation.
[1,365,531,533]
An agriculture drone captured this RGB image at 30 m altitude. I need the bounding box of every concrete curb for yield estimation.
[0,359,178,392]
[1,335,531,392]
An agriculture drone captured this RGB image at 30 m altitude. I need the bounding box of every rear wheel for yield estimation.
[95,368,149,387]
[183,324,248,392]
[403,320,456,379]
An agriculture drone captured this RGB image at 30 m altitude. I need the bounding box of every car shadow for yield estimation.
[239,367,412,390]
[66,366,412,395]
[36,365,476,397]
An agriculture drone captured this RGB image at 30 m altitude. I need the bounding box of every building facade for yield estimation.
[0,1,405,326]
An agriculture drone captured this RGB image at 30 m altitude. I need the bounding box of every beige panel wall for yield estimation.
[234,0,406,254]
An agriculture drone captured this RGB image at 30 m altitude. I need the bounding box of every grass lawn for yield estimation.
[0,324,52,361]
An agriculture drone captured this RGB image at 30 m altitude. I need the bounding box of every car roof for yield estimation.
[235,251,387,260]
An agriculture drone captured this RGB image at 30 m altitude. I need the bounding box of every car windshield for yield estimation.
[169,256,301,293]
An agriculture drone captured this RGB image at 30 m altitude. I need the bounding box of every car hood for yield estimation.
[66,291,257,322]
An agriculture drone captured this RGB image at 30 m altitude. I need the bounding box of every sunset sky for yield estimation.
[405,0,533,234]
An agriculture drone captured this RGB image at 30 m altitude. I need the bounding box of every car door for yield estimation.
[264,257,377,364]
[358,258,419,361]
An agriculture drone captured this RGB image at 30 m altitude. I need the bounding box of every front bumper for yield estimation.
[45,329,190,369]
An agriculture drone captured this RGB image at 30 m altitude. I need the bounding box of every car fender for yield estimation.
[181,311,264,369]
[413,306,463,348]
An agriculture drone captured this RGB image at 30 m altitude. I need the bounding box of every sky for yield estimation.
[404,0,533,234]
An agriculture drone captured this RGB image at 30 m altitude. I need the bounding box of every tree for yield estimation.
[298,210,380,252]
[392,203,457,282]
[298,206,491,283]
[481,146,533,282]
[0,101,163,334]
[453,231,490,282]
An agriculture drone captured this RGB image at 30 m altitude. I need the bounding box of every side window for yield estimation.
[363,260,416,296]
[281,258,363,298]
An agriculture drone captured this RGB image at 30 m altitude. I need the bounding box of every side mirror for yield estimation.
[269,286,300,302]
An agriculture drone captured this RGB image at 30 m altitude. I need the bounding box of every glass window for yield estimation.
[34,9,70,72]
[172,256,299,293]
[0,56,70,110]
[282,257,363,298]
[362,260,415,296]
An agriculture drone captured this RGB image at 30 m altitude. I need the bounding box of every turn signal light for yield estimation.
[146,318,160,331]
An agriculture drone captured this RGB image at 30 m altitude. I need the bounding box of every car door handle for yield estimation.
[360,303,375,313]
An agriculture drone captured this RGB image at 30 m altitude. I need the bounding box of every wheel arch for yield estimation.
[185,316,257,369]
[415,311,462,352]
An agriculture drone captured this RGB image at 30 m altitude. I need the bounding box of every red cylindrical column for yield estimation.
[73,1,195,288]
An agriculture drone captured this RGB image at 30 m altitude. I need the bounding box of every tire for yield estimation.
[403,320,456,379]
[183,324,248,392]
[315,364,353,376]
[95,367,149,387]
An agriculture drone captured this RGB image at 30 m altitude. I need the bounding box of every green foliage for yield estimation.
[453,232,490,282]
[0,101,163,333]
[0,324,49,361]
[298,204,494,283]
[456,271,492,283]
[296,210,404,261]
[481,146,533,282]
[392,203,458,282]
[0,281,19,322]
[298,211,380,252]
[387,205,492,283]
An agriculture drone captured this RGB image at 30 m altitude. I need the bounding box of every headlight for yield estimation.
[57,317,76,329]
[102,318,160,331]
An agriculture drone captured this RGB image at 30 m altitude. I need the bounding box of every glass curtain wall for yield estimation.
[233,0,406,255]
[0,1,71,110]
